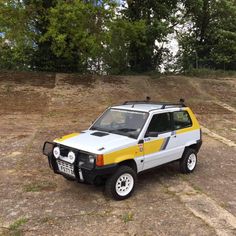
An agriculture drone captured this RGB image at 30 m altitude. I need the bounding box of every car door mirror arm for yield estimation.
[138,139,144,144]
[145,131,159,138]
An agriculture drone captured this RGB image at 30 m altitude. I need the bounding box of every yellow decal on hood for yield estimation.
[54,133,80,142]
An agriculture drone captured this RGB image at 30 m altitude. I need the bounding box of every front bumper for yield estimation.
[80,164,118,184]
[43,142,118,184]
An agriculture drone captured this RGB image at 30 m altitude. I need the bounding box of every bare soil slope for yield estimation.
[0,72,236,235]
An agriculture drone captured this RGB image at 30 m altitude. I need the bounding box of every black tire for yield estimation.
[179,148,197,174]
[105,166,137,200]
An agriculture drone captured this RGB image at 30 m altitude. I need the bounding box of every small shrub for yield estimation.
[184,68,236,78]
[122,212,134,223]
[23,181,56,192]
[9,217,28,236]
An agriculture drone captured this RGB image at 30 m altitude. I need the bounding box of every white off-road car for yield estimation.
[43,99,202,200]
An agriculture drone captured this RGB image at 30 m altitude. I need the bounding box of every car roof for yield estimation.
[111,104,187,113]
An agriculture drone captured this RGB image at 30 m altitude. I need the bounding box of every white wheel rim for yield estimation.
[115,173,134,196]
[187,153,197,171]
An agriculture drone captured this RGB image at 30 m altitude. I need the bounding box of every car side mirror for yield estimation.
[145,131,159,137]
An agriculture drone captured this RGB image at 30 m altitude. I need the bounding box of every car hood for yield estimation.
[54,130,136,154]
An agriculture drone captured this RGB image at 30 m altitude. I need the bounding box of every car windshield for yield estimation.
[90,108,148,139]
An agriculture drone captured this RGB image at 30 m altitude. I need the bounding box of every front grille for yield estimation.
[55,145,95,170]
[57,159,73,169]
[57,159,75,177]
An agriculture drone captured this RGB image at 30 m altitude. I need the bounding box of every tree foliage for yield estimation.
[0,0,235,73]
[121,0,178,72]
[44,0,116,72]
[178,0,236,71]
[0,0,32,69]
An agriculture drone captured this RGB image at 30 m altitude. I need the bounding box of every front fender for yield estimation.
[103,145,141,165]
[185,141,197,147]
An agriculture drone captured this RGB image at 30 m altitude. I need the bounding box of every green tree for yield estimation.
[178,0,236,71]
[103,18,147,74]
[23,0,59,71]
[121,0,179,72]
[0,0,59,71]
[44,0,116,73]
[0,0,32,70]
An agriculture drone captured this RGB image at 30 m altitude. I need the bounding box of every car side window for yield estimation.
[146,113,172,134]
[173,111,192,130]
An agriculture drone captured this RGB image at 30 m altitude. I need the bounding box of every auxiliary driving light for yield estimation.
[68,151,76,163]
[53,146,60,159]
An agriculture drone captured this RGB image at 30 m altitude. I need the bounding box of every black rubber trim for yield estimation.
[195,139,202,153]
[42,141,55,156]
[82,164,119,184]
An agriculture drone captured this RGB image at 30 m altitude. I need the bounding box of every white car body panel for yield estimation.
[55,130,137,155]
[142,131,172,171]
[141,129,200,171]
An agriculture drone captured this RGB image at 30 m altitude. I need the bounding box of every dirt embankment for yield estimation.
[0,72,236,236]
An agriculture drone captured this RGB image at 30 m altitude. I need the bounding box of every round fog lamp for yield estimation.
[68,151,76,163]
[53,147,60,159]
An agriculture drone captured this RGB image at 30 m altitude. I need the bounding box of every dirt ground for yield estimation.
[0,72,235,236]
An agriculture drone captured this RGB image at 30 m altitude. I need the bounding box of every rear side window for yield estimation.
[147,113,172,133]
[173,111,192,130]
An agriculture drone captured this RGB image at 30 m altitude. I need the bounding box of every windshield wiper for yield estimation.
[116,128,136,132]
[90,126,108,132]
[109,130,136,139]
[109,130,123,135]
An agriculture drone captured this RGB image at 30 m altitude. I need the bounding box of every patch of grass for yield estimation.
[46,111,58,118]
[122,212,134,223]
[9,218,27,231]
[146,70,162,79]
[23,181,57,192]
[184,68,236,78]
[219,202,229,209]
[40,216,54,224]
[5,84,13,93]
[177,173,189,181]
[192,185,203,193]
[9,217,28,236]
[163,186,176,197]
[23,183,41,192]
[174,174,203,194]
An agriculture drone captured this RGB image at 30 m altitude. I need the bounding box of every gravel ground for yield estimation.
[0,72,235,236]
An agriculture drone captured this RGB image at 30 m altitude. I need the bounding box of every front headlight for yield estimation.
[53,146,60,159]
[88,154,96,164]
[78,153,96,169]
[68,151,76,163]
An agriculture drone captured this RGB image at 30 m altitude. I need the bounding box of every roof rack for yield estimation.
[123,98,186,109]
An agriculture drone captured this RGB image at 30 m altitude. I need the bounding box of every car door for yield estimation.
[166,110,195,159]
[142,112,174,171]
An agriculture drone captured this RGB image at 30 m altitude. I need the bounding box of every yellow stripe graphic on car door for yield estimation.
[104,138,167,165]
[144,138,165,155]
[104,145,142,165]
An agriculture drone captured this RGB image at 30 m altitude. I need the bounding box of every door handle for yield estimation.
[171,131,176,138]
